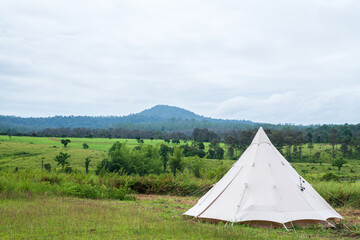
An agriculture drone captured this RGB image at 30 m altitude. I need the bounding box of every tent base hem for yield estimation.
[184,215,342,228]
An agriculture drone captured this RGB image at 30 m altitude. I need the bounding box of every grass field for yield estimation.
[0,193,359,240]
[1,135,360,239]
[1,135,359,180]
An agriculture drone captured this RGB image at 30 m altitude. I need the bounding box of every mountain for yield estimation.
[136,105,202,120]
[0,105,255,132]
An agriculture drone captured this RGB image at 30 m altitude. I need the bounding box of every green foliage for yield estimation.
[0,170,132,200]
[314,181,360,208]
[44,163,51,172]
[332,158,347,171]
[159,144,171,172]
[54,152,71,170]
[85,157,91,173]
[180,144,206,158]
[95,142,162,176]
[61,139,71,148]
[82,143,89,149]
[187,156,205,178]
[169,147,184,176]
[320,172,339,182]
[64,166,73,174]
[207,145,225,159]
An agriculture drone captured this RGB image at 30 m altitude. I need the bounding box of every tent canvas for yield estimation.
[184,127,342,227]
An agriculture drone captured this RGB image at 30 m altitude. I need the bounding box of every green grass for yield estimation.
[1,194,358,239]
[0,141,107,172]
[0,170,132,200]
[1,136,360,239]
[2,137,359,182]
[0,135,188,151]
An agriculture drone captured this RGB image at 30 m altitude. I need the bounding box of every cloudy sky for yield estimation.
[0,0,359,124]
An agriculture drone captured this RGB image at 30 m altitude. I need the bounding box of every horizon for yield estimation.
[1,1,360,125]
[0,104,356,126]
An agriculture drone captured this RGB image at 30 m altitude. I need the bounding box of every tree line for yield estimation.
[2,124,360,147]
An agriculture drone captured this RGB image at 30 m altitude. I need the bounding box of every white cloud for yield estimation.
[210,86,360,124]
[0,0,359,123]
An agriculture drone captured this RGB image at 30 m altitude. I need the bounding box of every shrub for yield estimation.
[44,163,51,172]
[95,142,162,176]
[0,170,132,201]
[40,176,60,184]
[64,166,73,174]
[320,172,339,182]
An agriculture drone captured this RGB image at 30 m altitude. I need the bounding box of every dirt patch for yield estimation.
[338,208,360,226]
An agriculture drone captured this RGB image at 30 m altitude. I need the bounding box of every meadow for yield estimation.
[0,135,360,239]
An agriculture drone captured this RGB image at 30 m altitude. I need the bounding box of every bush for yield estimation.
[64,166,73,174]
[96,142,162,176]
[320,172,339,182]
[44,163,51,172]
[0,170,133,201]
[40,176,60,184]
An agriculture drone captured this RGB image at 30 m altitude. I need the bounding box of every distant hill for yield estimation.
[134,105,202,121]
[0,105,256,132]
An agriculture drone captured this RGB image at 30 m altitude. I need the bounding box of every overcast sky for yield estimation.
[0,0,359,124]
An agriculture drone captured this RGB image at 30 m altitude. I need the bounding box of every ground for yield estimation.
[1,193,359,240]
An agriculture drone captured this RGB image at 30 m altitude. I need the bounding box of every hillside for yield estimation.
[0,105,255,132]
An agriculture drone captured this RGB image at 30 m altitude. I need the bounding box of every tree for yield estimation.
[207,145,225,159]
[332,158,347,172]
[270,131,285,152]
[85,157,91,173]
[329,128,337,159]
[83,143,89,149]
[313,152,320,164]
[306,132,313,143]
[307,142,314,154]
[61,139,71,148]
[159,144,171,172]
[54,152,71,170]
[340,128,353,157]
[44,163,51,172]
[192,140,204,150]
[215,146,225,159]
[227,146,234,159]
[190,156,205,178]
[169,147,184,176]
[95,142,162,176]
[225,135,238,150]
[209,139,220,149]
[295,132,304,161]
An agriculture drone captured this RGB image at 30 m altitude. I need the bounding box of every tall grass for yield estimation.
[314,181,360,208]
[1,169,359,209]
[0,170,132,200]
[0,169,215,200]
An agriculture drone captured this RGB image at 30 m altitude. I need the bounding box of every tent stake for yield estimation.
[282,223,289,231]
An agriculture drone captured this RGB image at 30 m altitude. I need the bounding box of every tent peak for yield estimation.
[251,127,271,145]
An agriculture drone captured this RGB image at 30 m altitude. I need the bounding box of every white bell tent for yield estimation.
[184,127,342,227]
